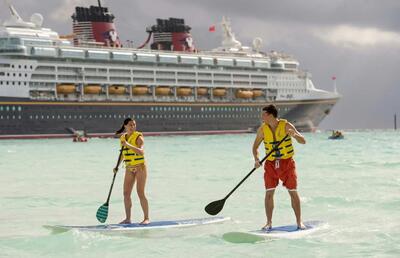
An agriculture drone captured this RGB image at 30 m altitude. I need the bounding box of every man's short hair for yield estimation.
[262,104,278,118]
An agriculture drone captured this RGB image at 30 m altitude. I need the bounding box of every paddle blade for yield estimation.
[96,203,109,223]
[205,199,226,216]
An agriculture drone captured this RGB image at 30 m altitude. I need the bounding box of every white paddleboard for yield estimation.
[223,220,325,243]
[45,216,230,233]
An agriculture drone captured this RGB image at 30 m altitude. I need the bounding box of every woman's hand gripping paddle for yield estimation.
[205,134,289,215]
[96,148,124,223]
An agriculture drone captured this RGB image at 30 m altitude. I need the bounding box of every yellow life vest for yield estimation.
[120,131,145,166]
[263,119,294,161]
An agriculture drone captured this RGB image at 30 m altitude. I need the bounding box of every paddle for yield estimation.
[205,134,289,215]
[96,147,124,223]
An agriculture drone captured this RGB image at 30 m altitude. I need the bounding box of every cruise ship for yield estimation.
[0,1,339,139]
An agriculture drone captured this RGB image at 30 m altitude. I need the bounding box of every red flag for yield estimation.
[208,25,215,32]
[332,76,336,80]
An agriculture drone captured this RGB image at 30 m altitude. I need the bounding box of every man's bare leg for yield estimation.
[288,190,305,229]
[262,189,275,230]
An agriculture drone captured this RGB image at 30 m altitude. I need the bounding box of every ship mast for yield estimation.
[5,0,23,21]
[3,0,36,28]
[221,16,242,50]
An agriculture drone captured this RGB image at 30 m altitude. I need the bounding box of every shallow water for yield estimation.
[0,130,399,257]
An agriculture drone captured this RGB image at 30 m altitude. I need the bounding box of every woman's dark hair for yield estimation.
[115,118,133,134]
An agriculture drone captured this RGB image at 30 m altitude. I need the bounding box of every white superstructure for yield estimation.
[0,3,339,104]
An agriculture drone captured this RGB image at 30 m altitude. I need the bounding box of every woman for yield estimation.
[115,118,150,224]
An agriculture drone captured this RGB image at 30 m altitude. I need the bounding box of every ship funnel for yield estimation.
[71,1,121,47]
[148,18,195,52]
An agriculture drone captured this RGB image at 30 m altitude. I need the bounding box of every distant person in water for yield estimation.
[252,104,306,230]
[115,118,150,225]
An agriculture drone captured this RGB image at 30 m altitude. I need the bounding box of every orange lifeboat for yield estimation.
[252,89,263,97]
[236,89,254,99]
[133,86,149,95]
[197,87,208,96]
[84,85,102,94]
[56,84,75,94]
[177,87,192,96]
[155,86,171,96]
[109,85,126,95]
[213,88,227,97]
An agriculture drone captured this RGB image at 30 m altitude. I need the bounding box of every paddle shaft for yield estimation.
[222,134,289,201]
[105,148,124,204]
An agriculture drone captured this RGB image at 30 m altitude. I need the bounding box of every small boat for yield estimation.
[177,87,192,96]
[213,88,227,97]
[329,130,344,140]
[73,136,88,142]
[197,87,208,96]
[155,86,171,96]
[132,86,149,95]
[236,89,254,99]
[56,84,76,94]
[252,89,263,97]
[109,85,126,95]
[84,85,102,94]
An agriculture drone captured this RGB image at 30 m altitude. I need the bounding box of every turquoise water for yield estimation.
[0,131,399,257]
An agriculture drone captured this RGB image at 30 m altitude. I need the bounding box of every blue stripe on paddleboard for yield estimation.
[249,220,325,235]
[47,217,230,232]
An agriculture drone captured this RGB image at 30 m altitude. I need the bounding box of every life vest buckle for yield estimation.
[275,159,280,169]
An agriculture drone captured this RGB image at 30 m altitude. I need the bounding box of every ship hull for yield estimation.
[0,97,337,139]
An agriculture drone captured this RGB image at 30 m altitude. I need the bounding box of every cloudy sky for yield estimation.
[1,0,399,130]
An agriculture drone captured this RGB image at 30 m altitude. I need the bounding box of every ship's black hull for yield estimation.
[0,97,337,139]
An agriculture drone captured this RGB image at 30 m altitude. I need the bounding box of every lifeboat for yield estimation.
[252,89,263,97]
[132,86,149,95]
[109,85,126,95]
[155,86,171,96]
[236,89,254,99]
[197,87,208,96]
[84,85,102,94]
[56,84,75,94]
[213,88,227,97]
[177,87,192,96]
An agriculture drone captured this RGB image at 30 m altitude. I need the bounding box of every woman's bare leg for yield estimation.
[136,164,150,224]
[120,169,136,224]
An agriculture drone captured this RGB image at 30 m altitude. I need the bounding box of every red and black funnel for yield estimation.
[71,0,121,47]
[148,18,196,52]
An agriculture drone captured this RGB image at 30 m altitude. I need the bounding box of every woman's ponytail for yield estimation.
[115,118,133,134]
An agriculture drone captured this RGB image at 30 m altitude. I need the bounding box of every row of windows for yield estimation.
[0,115,22,120]
[1,64,300,80]
[0,64,33,69]
[0,105,292,113]
[0,72,28,77]
[0,105,291,114]
[0,106,22,112]
[200,106,258,112]
[149,106,260,112]
[11,113,260,121]
[0,81,28,86]
[280,89,308,93]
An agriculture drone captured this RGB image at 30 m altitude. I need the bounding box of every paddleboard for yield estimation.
[223,220,325,243]
[44,216,230,233]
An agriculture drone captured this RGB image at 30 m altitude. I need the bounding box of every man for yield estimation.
[252,104,306,230]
